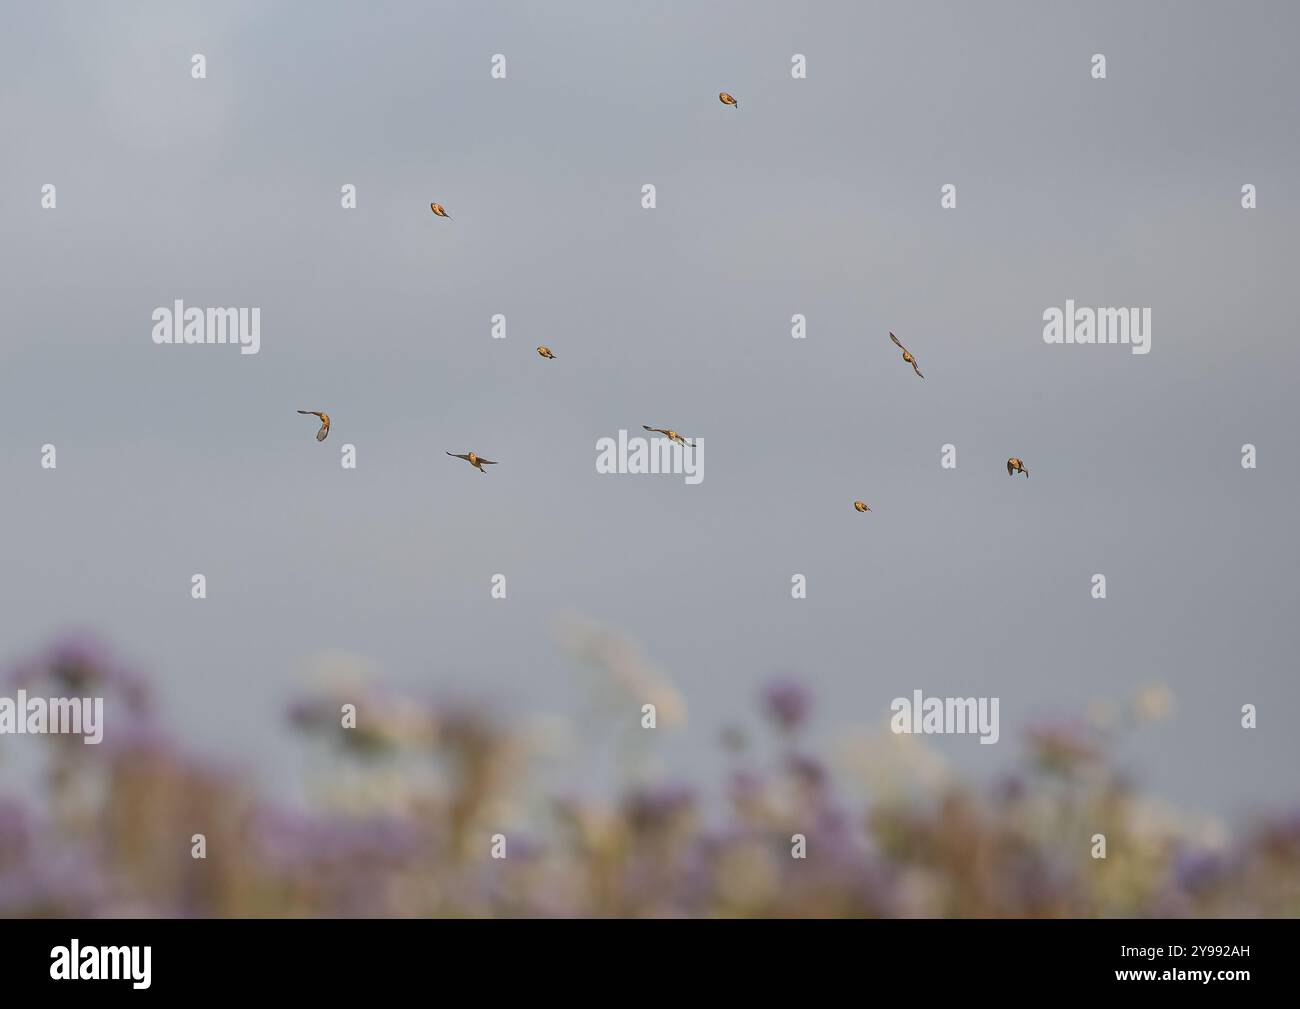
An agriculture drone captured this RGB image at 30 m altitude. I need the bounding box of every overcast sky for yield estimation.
[2,1,1298,821]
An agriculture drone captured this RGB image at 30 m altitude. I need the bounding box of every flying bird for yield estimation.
[447,451,497,474]
[719,92,738,109]
[297,410,330,442]
[642,425,695,448]
[537,346,556,360]
[854,501,871,513]
[889,332,924,378]
[1007,457,1029,478]
[430,203,452,218]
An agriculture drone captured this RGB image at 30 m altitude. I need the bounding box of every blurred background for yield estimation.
[1,1,1298,916]
[2,635,1298,916]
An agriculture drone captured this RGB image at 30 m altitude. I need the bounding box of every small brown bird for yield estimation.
[642,425,695,448]
[1007,457,1029,478]
[537,346,556,360]
[447,451,497,474]
[430,203,451,218]
[854,500,871,512]
[297,410,330,441]
[719,92,738,109]
[889,332,924,378]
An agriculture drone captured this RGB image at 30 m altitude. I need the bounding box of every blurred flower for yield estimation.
[0,799,30,864]
[1133,683,1174,723]
[0,635,1296,919]
[837,723,950,799]
[762,679,811,732]
[1257,809,1300,859]
[786,752,827,789]
[1173,848,1228,894]
[624,783,695,835]
[727,769,765,806]
[287,690,438,757]
[993,774,1027,804]
[8,635,150,714]
[0,842,111,916]
[1026,718,1101,773]
[557,615,687,730]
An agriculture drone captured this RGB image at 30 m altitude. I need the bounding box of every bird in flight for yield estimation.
[447,451,497,474]
[537,346,556,360]
[854,500,871,513]
[719,92,739,109]
[430,203,452,219]
[297,410,330,442]
[1007,457,1029,478]
[642,425,695,448]
[889,332,924,378]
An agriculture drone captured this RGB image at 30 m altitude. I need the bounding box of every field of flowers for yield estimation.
[1,636,1297,918]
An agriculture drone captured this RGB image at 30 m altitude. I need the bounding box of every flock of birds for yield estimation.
[298,92,1030,498]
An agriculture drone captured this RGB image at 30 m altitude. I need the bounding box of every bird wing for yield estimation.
[298,410,321,418]
[316,424,328,441]
[912,362,924,378]
[1008,460,1015,475]
[643,425,666,435]
[448,452,471,461]
[889,332,907,352]
[478,458,498,465]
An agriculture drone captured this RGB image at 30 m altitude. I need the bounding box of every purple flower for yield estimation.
[624,783,695,833]
[0,800,30,862]
[251,807,422,870]
[101,718,178,760]
[762,679,811,732]
[786,752,827,788]
[727,770,765,806]
[9,635,151,713]
[994,774,1027,804]
[286,697,334,731]
[1173,849,1228,894]
[0,842,110,915]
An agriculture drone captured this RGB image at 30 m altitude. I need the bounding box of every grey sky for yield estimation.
[2,1,1298,819]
